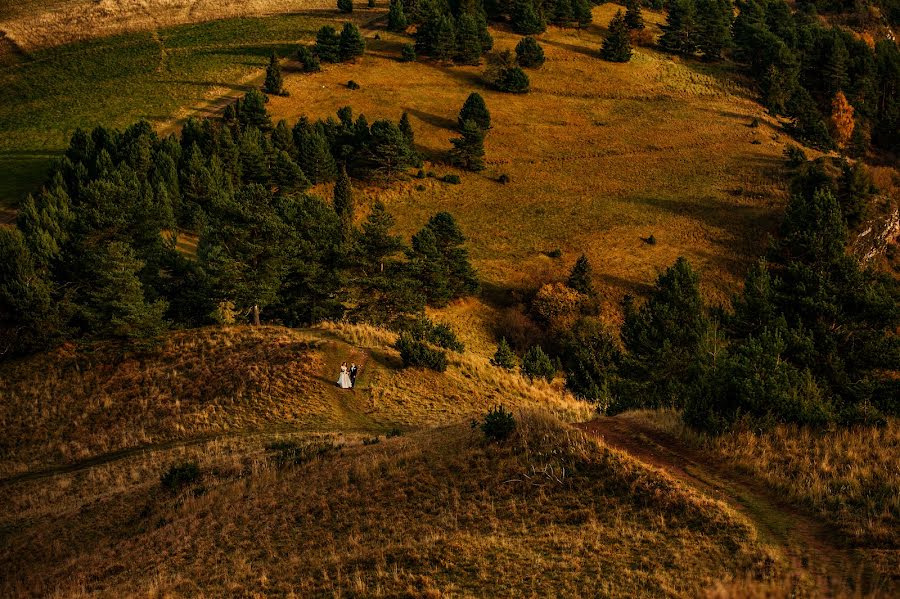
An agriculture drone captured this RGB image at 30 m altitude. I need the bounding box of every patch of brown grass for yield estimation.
[0,411,777,597]
[627,409,900,582]
[0,324,591,476]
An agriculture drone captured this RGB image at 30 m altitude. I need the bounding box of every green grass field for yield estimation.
[0,12,341,208]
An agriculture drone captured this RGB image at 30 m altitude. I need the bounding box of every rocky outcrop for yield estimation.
[850,197,899,263]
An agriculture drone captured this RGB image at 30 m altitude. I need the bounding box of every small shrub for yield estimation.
[400,43,416,62]
[210,300,237,325]
[160,462,201,493]
[784,144,807,167]
[416,169,426,178]
[363,436,381,445]
[493,66,530,93]
[338,0,353,13]
[266,439,339,467]
[479,405,516,442]
[521,345,555,382]
[396,333,448,371]
[297,46,321,72]
[441,174,461,184]
[368,0,376,6]
[415,184,426,191]
[545,248,562,258]
[646,234,656,245]
[387,428,403,438]
[515,36,545,68]
[347,80,360,90]
[497,173,510,184]
[630,28,655,47]
[749,117,761,128]
[491,337,517,369]
[404,318,465,351]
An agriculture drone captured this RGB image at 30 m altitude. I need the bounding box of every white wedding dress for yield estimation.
[337,366,353,389]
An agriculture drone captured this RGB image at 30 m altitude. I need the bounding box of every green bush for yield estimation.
[347,80,360,90]
[266,439,339,467]
[494,66,530,93]
[521,345,555,382]
[338,0,353,13]
[441,174,461,184]
[479,405,516,442]
[403,318,464,352]
[400,43,417,62]
[160,461,201,492]
[297,46,321,72]
[396,333,448,371]
[515,36,545,68]
[491,337,517,369]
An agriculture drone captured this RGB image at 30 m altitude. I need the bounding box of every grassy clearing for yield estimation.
[0,411,775,597]
[268,6,791,310]
[626,409,900,582]
[0,11,347,208]
[0,324,592,476]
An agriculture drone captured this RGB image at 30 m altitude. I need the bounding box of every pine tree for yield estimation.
[367,119,416,177]
[297,45,322,72]
[358,200,405,272]
[264,52,284,95]
[449,119,486,171]
[272,119,295,155]
[338,0,353,13]
[521,345,555,381]
[492,337,517,369]
[271,150,310,194]
[409,212,479,305]
[431,13,457,61]
[458,93,491,130]
[399,111,415,147]
[824,31,849,97]
[315,25,342,63]
[837,160,874,227]
[238,127,270,185]
[333,166,355,244]
[455,12,483,65]
[515,36,545,68]
[238,89,272,131]
[294,118,338,183]
[388,0,408,31]
[567,254,595,296]
[602,10,633,62]
[696,0,731,60]
[512,0,546,35]
[659,0,699,55]
[574,0,593,28]
[625,0,645,30]
[401,43,417,62]
[340,23,366,61]
[83,241,167,341]
[494,66,530,93]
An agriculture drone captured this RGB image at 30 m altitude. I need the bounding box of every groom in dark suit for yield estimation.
[349,363,358,387]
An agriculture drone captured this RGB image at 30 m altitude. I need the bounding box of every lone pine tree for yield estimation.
[388,0,408,31]
[458,93,491,130]
[567,254,596,296]
[263,52,284,95]
[340,23,366,61]
[492,337,517,369]
[602,11,633,62]
[515,36,545,68]
[449,119,486,171]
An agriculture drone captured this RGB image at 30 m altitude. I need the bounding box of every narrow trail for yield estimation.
[579,416,886,596]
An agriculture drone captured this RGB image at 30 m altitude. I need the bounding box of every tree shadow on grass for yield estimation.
[404,107,457,131]
[540,38,599,60]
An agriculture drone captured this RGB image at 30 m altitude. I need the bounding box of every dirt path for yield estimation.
[579,416,887,596]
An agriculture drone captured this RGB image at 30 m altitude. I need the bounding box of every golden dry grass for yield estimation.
[0,0,338,51]
[626,409,900,582]
[267,6,790,313]
[0,323,592,477]
[0,411,777,597]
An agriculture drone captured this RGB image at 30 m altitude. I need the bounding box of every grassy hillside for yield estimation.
[0,323,591,477]
[0,410,776,597]
[626,409,900,584]
[0,11,351,210]
[268,6,790,308]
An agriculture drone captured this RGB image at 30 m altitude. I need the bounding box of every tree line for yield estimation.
[0,93,480,358]
[492,152,898,433]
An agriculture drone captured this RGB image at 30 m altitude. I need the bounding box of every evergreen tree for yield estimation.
[430,13,457,61]
[562,319,621,403]
[567,254,595,296]
[338,0,353,13]
[238,127,270,185]
[366,119,416,177]
[659,0,699,55]
[492,337,517,369]
[399,111,416,147]
[82,241,167,341]
[512,0,546,35]
[294,119,338,183]
[401,43,417,62]
[272,119,295,155]
[696,0,731,60]
[824,31,849,97]
[238,89,272,131]
[458,93,491,130]
[271,150,310,195]
[455,12,483,65]
[449,119,486,171]
[494,66,530,93]
[620,257,710,408]
[333,166,355,245]
[521,345,555,381]
[263,52,284,95]
[388,0,408,31]
[625,0,645,30]
[358,200,405,272]
[837,160,875,227]
[409,212,479,305]
[574,0,593,27]
[297,45,322,72]
[339,22,366,61]
[601,11,633,63]
[515,36,545,68]
[315,26,342,63]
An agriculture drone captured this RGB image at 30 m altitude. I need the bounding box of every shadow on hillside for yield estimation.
[540,38,598,60]
[596,273,655,296]
[156,79,252,92]
[404,107,457,131]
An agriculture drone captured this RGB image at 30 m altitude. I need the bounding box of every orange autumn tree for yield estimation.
[830,91,855,150]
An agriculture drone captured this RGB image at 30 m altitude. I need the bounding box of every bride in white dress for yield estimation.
[337,362,353,389]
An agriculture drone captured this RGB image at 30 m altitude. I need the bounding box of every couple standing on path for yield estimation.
[337,362,358,389]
